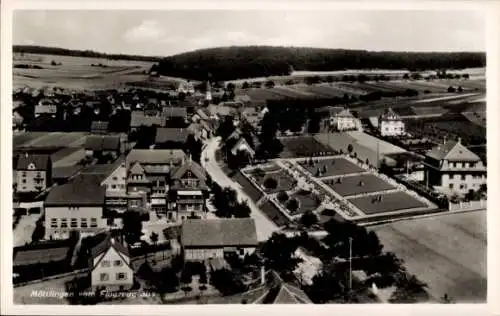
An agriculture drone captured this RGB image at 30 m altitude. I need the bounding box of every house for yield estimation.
[423,138,487,196]
[89,235,133,292]
[13,110,24,129]
[320,107,360,132]
[130,111,166,132]
[81,158,128,213]
[34,99,57,118]
[177,82,195,94]
[181,218,258,261]
[230,137,255,159]
[84,135,121,159]
[15,153,52,193]
[378,108,405,137]
[187,122,212,141]
[207,104,238,120]
[154,127,191,149]
[44,175,107,240]
[90,121,109,134]
[126,149,187,213]
[168,158,209,221]
[162,106,188,121]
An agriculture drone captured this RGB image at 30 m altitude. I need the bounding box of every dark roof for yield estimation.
[426,140,481,161]
[231,138,255,156]
[126,149,187,168]
[52,165,84,180]
[130,111,166,127]
[380,107,401,120]
[162,106,188,118]
[181,218,258,247]
[155,127,190,144]
[91,234,129,259]
[44,175,106,206]
[171,159,206,181]
[84,135,121,151]
[16,154,51,170]
[274,283,313,304]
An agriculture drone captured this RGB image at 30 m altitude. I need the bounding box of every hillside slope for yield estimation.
[155,46,486,81]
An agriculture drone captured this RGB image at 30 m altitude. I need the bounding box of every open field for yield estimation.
[372,210,486,302]
[323,174,396,197]
[15,132,88,149]
[347,191,428,215]
[13,132,51,148]
[298,157,365,177]
[280,136,335,157]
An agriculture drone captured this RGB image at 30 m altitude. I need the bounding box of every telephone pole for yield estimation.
[348,237,353,291]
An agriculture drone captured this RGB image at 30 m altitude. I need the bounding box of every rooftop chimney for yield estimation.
[111,238,115,245]
[458,137,462,144]
[25,152,28,158]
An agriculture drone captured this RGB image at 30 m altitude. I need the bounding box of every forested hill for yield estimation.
[154,46,486,81]
[13,45,161,62]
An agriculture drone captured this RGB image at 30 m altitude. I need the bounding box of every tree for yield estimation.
[357,74,368,83]
[51,60,58,66]
[265,80,275,88]
[277,191,289,203]
[233,201,252,218]
[300,211,318,227]
[286,198,300,213]
[150,232,159,246]
[210,269,247,296]
[155,267,180,294]
[261,233,301,273]
[216,116,235,140]
[462,73,470,80]
[347,144,354,155]
[390,274,429,303]
[183,134,203,163]
[326,75,334,83]
[226,82,236,92]
[242,81,250,89]
[447,86,456,93]
[403,73,410,80]
[410,72,422,80]
[122,211,143,245]
[457,86,463,93]
[263,177,278,190]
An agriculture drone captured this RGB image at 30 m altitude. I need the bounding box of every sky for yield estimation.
[13,10,485,57]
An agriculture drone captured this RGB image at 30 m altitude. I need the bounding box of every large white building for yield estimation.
[378,108,405,137]
[44,175,107,240]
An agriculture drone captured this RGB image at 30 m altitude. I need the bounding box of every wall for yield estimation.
[16,170,46,192]
[44,206,106,240]
[184,246,256,261]
[380,120,405,136]
[441,173,487,193]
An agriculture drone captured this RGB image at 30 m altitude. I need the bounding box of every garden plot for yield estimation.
[255,169,297,194]
[279,190,321,216]
[347,191,428,215]
[303,85,348,97]
[298,157,365,178]
[280,136,335,157]
[21,132,87,148]
[323,174,396,197]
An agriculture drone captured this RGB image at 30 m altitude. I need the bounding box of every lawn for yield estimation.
[371,210,486,302]
[256,170,296,194]
[347,191,428,215]
[282,190,321,216]
[280,136,336,158]
[21,132,88,148]
[260,200,292,227]
[13,132,50,148]
[323,174,396,197]
[299,157,365,178]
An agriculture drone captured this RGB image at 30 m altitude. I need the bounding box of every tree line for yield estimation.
[154,46,485,81]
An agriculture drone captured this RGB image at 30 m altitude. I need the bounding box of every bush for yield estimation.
[263,177,278,190]
[277,191,289,203]
[300,211,318,227]
[286,198,299,213]
[211,269,247,296]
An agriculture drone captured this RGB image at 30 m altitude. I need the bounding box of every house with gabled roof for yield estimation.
[35,99,57,118]
[154,127,191,149]
[15,153,52,193]
[168,157,208,221]
[84,135,121,159]
[423,138,486,195]
[181,218,258,261]
[130,111,166,132]
[44,175,107,240]
[230,137,255,159]
[89,235,133,292]
[378,107,405,137]
[318,106,360,132]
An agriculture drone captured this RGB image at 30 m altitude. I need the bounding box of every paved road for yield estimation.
[201,137,279,242]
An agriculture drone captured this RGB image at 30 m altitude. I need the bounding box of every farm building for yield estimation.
[84,135,121,159]
[230,137,255,159]
[154,127,191,149]
[90,120,109,134]
[44,175,107,240]
[161,106,188,121]
[15,153,52,194]
[181,218,258,262]
[130,111,166,131]
[89,235,133,292]
[423,139,487,196]
[378,108,405,137]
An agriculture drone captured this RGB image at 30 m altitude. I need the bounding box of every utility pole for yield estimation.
[348,237,353,292]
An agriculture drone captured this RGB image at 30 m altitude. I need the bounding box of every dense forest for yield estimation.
[154,46,486,81]
[13,45,161,62]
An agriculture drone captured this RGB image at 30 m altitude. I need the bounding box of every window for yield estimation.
[116,272,127,280]
[50,218,58,228]
[70,218,78,228]
[90,218,97,227]
[113,176,118,180]
[449,184,454,189]
[60,218,68,228]
[100,273,109,281]
[112,185,116,189]
[461,175,466,181]
[22,172,26,177]
[22,179,26,183]
[465,163,469,168]
[114,260,123,267]
[36,172,41,177]
[101,260,110,267]
[239,248,245,256]
[81,218,88,228]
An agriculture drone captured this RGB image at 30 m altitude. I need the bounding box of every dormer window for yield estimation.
[27,163,36,170]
